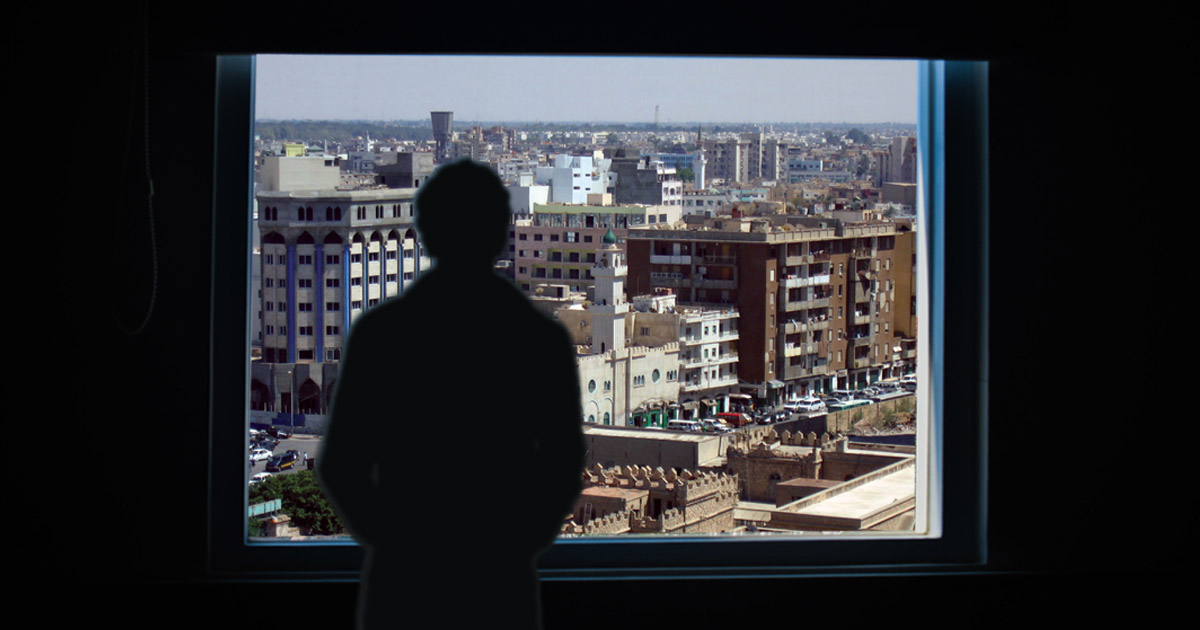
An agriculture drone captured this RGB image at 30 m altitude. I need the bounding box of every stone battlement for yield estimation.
[726,427,848,458]
[561,510,632,535]
[582,463,739,500]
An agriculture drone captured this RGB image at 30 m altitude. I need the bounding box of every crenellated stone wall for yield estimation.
[726,427,906,502]
[561,464,739,534]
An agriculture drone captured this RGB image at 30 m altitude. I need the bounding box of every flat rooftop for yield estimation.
[733,463,916,531]
[785,464,915,521]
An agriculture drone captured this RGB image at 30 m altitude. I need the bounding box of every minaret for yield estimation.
[589,228,628,355]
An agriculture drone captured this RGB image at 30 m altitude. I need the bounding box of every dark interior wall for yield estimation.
[20,3,1165,626]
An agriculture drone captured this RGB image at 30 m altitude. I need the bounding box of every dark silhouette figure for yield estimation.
[318,159,585,630]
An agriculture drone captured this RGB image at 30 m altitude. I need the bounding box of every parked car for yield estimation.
[249,448,273,462]
[666,419,703,433]
[249,472,272,485]
[791,397,826,413]
[716,412,752,428]
[702,419,734,434]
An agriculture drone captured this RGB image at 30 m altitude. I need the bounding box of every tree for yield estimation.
[676,167,694,183]
[249,470,345,535]
[846,127,871,145]
[856,154,872,178]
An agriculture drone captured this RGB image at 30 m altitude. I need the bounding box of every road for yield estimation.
[248,433,322,481]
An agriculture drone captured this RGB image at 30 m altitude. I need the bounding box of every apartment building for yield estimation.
[702,133,788,184]
[511,202,681,294]
[534,154,609,205]
[610,154,684,207]
[624,216,916,404]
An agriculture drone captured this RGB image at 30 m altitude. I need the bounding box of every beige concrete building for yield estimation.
[726,429,916,532]
[570,230,683,427]
[581,424,730,473]
[560,263,741,427]
[562,464,739,535]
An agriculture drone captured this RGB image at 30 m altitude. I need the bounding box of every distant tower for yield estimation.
[431,111,454,164]
[589,229,628,355]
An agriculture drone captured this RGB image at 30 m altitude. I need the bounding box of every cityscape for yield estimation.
[246,55,923,540]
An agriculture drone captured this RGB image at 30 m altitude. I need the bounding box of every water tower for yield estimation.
[431,111,454,164]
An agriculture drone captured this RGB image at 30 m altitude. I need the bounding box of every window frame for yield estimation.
[209,56,988,580]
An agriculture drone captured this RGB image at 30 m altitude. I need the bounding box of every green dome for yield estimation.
[602,228,617,244]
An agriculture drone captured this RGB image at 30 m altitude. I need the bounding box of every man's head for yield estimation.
[415,159,511,268]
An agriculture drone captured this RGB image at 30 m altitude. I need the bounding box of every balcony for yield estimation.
[851,335,873,348]
[682,352,739,368]
[682,372,739,392]
[699,254,736,265]
[782,319,829,335]
[650,254,693,265]
[694,276,737,290]
[681,331,739,345]
[781,297,830,312]
[783,342,821,358]
[782,274,831,289]
[783,363,828,380]
[649,271,686,285]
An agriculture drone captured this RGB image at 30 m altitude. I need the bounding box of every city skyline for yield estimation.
[255,55,918,125]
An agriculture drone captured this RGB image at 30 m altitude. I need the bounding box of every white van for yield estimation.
[667,420,703,433]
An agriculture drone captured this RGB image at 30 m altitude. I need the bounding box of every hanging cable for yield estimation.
[113,4,158,338]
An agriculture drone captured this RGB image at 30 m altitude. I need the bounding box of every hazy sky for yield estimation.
[255,55,918,125]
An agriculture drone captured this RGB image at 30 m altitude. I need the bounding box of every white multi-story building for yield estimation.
[250,188,428,417]
[676,306,740,395]
[506,172,550,219]
[535,154,607,204]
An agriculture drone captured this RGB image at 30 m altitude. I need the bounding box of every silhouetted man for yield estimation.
[319,159,585,630]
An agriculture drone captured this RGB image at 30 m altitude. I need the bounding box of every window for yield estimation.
[213,55,986,587]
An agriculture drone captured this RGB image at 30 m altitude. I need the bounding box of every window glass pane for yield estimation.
[249,55,923,542]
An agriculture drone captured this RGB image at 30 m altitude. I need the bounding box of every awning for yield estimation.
[767,380,785,389]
